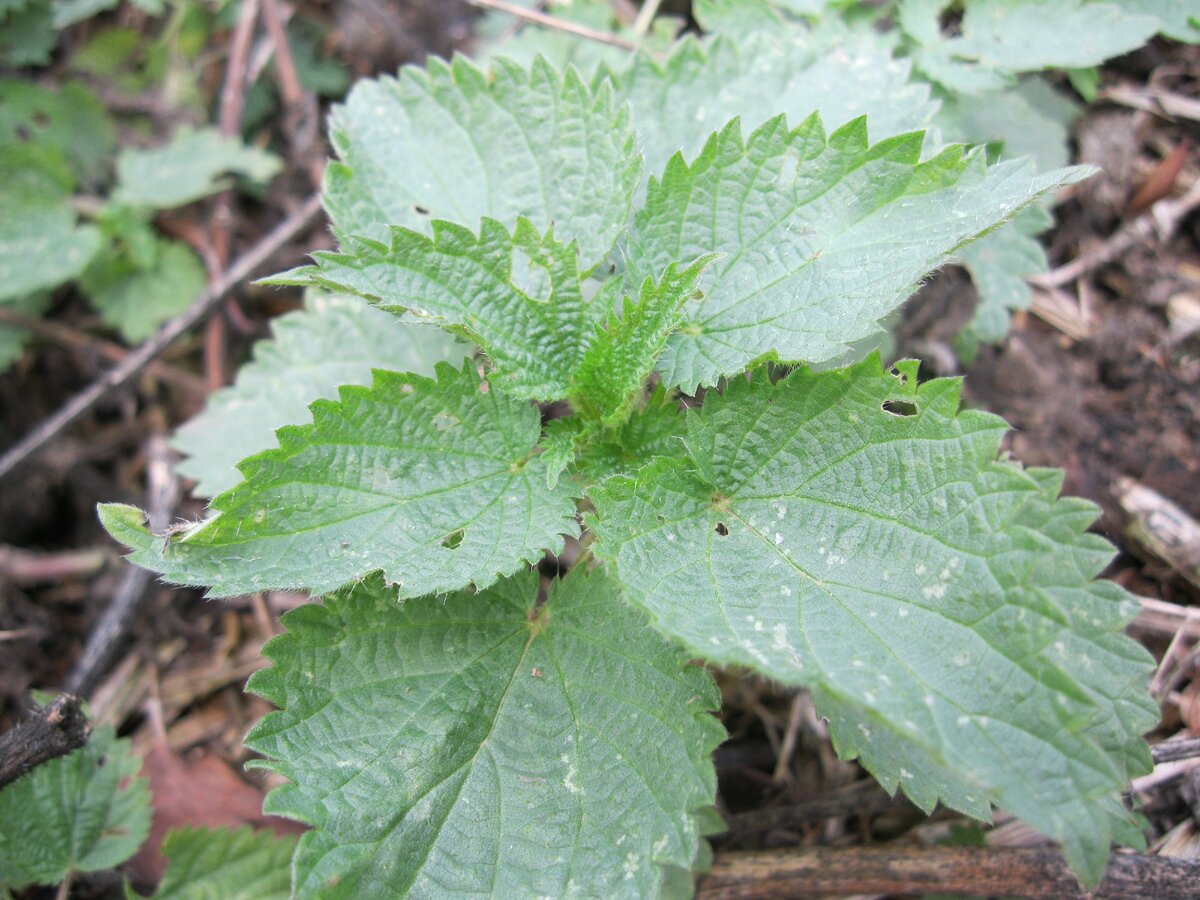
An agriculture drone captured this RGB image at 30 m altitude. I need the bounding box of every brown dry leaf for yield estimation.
[128,741,305,882]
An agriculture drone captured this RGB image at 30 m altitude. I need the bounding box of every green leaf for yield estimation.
[136,827,296,900]
[100,361,579,599]
[627,114,1088,391]
[575,383,688,484]
[901,0,1161,93]
[571,255,714,425]
[0,292,52,374]
[275,218,710,417]
[692,0,789,34]
[0,726,151,889]
[54,0,119,28]
[955,205,1052,355]
[174,293,468,498]
[1112,0,1200,42]
[245,569,723,898]
[272,218,596,402]
[0,146,101,303]
[0,0,56,67]
[113,126,282,209]
[935,77,1080,173]
[0,80,116,185]
[610,30,938,186]
[82,238,207,342]
[323,55,640,270]
[588,356,1155,886]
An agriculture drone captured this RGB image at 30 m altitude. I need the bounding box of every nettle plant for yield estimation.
[100,31,1157,899]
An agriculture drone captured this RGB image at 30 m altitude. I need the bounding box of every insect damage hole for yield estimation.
[881,399,918,417]
[441,529,465,550]
[715,522,730,536]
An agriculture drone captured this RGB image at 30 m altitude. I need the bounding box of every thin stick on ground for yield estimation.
[632,0,664,36]
[0,193,323,482]
[64,431,178,698]
[464,0,648,52]
[205,0,262,390]
[697,845,1200,899]
[1153,736,1200,764]
[0,307,208,396]
[1032,177,1200,290]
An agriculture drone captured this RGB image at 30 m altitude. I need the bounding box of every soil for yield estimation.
[1,4,1199,897]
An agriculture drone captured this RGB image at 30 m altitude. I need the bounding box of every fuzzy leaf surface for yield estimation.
[570,255,714,424]
[113,126,282,209]
[99,361,579,598]
[323,56,640,270]
[275,219,711,415]
[245,570,723,898]
[609,30,937,186]
[0,727,151,889]
[271,218,595,402]
[588,356,1156,885]
[139,827,296,900]
[174,293,466,497]
[627,114,1088,391]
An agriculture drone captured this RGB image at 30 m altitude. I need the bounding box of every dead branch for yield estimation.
[0,695,90,790]
[697,845,1200,899]
[0,193,322,482]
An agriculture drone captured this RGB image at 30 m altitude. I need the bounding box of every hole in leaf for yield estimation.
[888,365,908,385]
[882,399,918,417]
[510,246,551,299]
[441,529,464,550]
[715,522,730,536]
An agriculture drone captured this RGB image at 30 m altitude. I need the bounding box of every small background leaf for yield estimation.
[81,238,207,342]
[0,146,101,302]
[133,826,295,900]
[113,126,282,209]
[0,726,152,889]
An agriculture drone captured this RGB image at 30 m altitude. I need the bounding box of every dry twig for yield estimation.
[697,845,1200,899]
[0,193,322,482]
[0,695,90,790]
[1032,177,1200,290]
[464,0,647,52]
[0,307,207,396]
